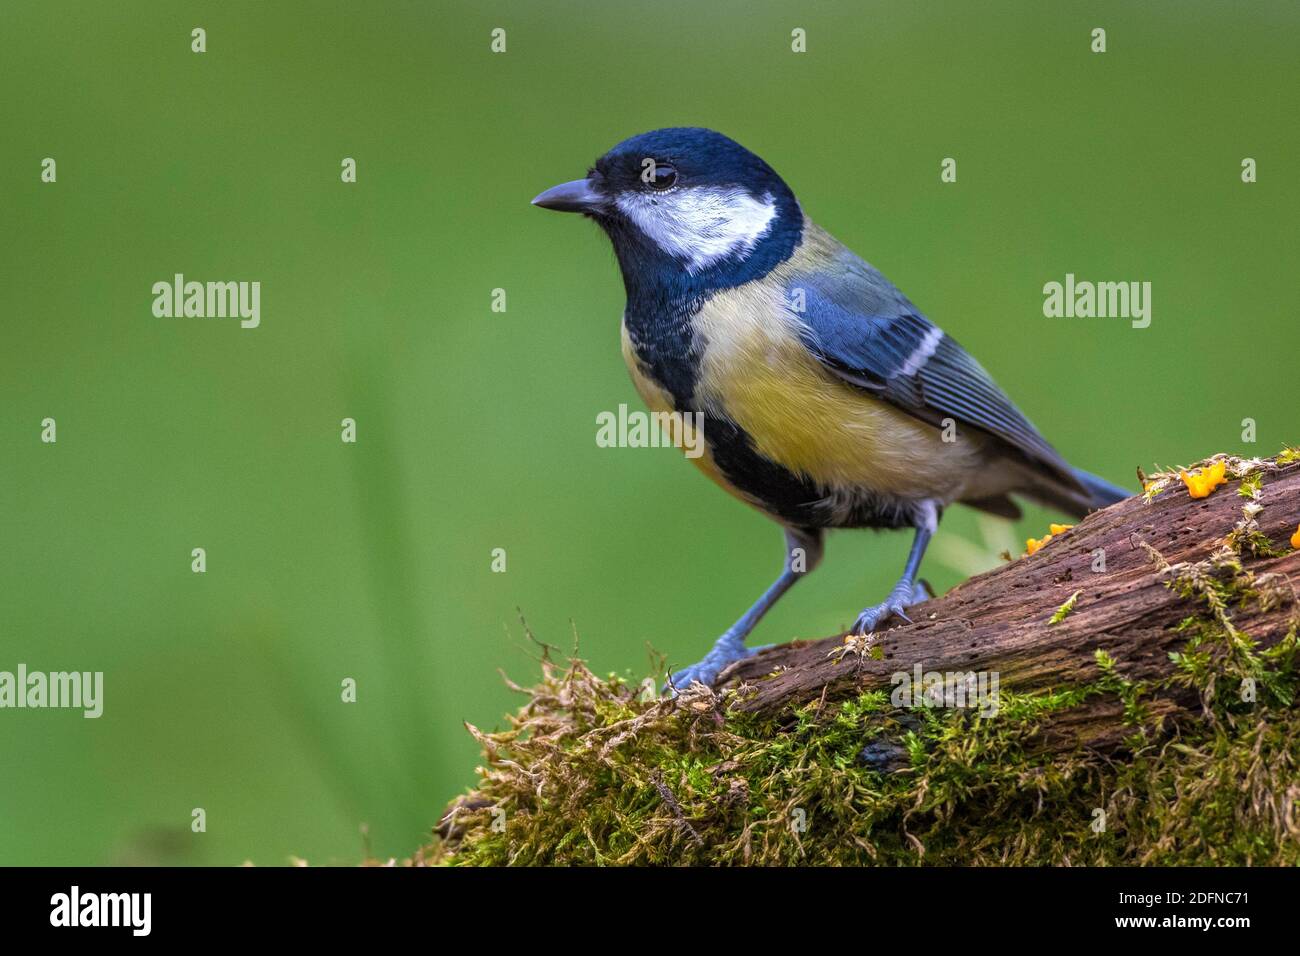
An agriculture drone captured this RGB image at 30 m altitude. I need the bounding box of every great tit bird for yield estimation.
[533,127,1127,691]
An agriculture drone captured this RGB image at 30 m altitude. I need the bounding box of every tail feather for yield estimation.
[1016,465,1131,520]
[1072,468,1129,509]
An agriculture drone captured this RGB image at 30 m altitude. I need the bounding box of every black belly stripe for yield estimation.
[623,298,703,407]
[701,412,920,531]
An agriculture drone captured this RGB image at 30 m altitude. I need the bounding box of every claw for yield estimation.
[851,584,928,636]
[851,573,936,635]
[851,599,911,636]
[665,636,755,695]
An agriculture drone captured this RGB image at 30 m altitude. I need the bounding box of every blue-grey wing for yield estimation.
[787,250,1084,492]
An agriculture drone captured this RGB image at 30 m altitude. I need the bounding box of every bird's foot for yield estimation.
[851,580,931,636]
[665,635,756,695]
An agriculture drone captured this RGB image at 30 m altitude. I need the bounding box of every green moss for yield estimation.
[424,617,1298,865]
[1049,589,1082,624]
[422,454,1300,866]
[1238,472,1263,499]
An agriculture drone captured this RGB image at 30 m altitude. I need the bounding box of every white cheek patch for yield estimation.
[616,187,777,273]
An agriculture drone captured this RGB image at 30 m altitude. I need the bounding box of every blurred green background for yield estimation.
[1,0,1296,865]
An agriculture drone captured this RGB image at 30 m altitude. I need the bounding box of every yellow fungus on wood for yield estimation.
[1179,459,1228,499]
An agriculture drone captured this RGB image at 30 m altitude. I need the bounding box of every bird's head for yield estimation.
[532,127,803,292]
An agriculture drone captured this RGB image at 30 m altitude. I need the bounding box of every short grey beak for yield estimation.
[531,178,605,213]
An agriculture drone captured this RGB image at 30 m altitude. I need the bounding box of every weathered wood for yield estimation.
[719,457,1300,749]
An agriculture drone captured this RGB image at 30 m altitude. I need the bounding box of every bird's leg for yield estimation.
[667,527,823,693]
[852,500,940,636]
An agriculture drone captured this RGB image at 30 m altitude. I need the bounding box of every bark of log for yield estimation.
[719,457,1300,752]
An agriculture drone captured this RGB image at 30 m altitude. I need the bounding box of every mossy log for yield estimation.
[425,452,1300,866]
[721,454,1300,752]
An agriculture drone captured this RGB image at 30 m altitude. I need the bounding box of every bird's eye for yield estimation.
[647,163,678,190]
